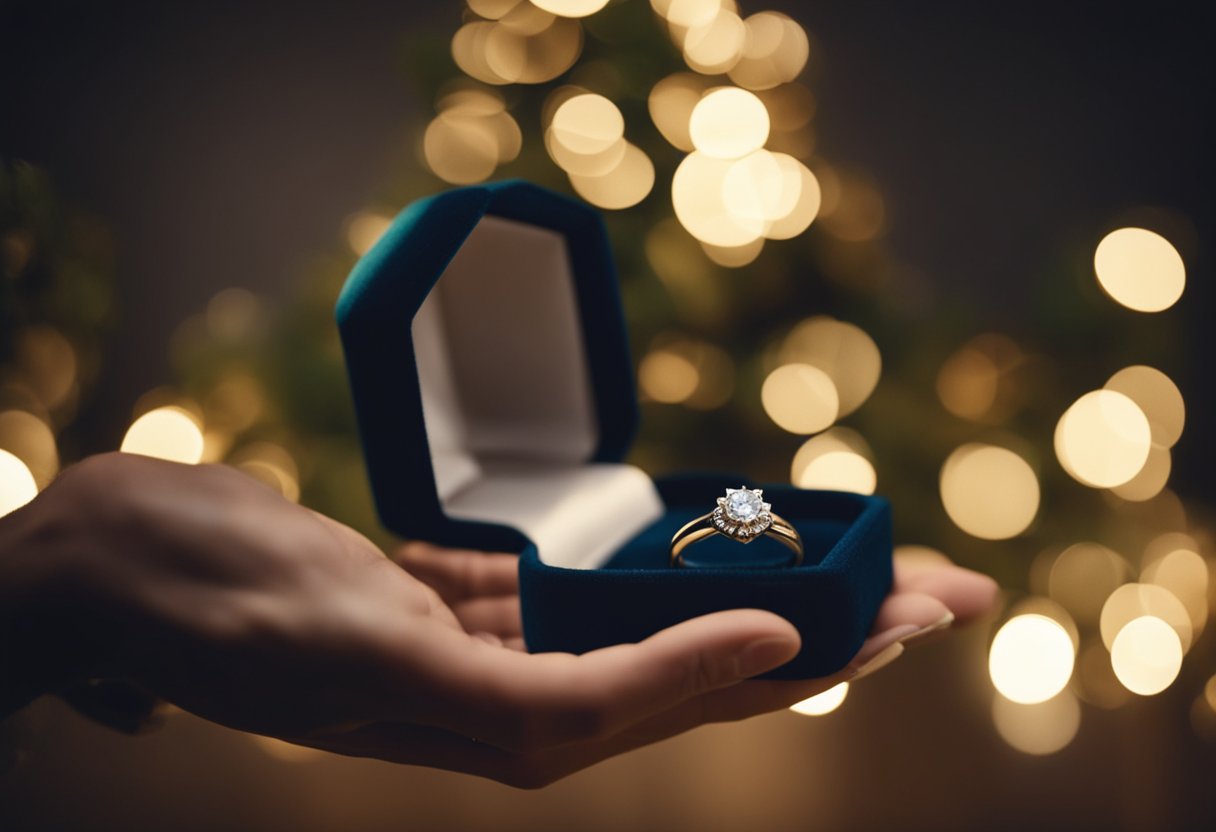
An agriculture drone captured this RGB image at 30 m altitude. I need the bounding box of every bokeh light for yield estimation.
[935,334,1023,422]
[345,211,392,256]
[797,451,876,494]
[1141,538,1209,635]
[0,448,39,518]
[681,7,745,75]
[120,406,205,465]
[761,363,839,434]
[529,0,610,18]
[231,441,301,503]
[0,409,59,487]
[779,316,880,417]
[638,349,700,404]
[673,151,765,245]
[940,444,1039,540]
[992,690,1081,755]
[1099,583,1192,653]
[568,142,655,209]
[1108,442,1171,502]
[1110,616,1182,696]
[988,614,1075,704]
[1047,543,1130,626]
[550,93,624,156]
[689,87,769,159]
[728,12,809,90]
[1094,227,1185,312]
[638,338,734,409]
[648,73,713,151]
[423,111,500,184]
[1103,365,1184,448]
[789,682,849,716]
[1054,390,1151,488]
[653,0,723,30]
[790,427,872,484]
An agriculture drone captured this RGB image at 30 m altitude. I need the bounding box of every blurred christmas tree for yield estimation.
[6,0,1211,751]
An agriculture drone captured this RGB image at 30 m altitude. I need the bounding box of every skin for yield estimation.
[0,453,998,788]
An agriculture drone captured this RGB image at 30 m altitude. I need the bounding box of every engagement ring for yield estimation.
[669,487,804,567]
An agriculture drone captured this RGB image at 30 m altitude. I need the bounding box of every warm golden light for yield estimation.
[700,238,764,267]
[647,73,713,151]
[120,406,205,465]
[688,87,770,160]
[529,0,610,18]
[1109,443,1171,502]
[723,151,799,225]
[1110,616,1182,696]
[935,333,1025,423]
[423,112,500,184]
[797,451,876,495]
[1103,365,1184,448]
[1099,583,1192,653]
[761,363,839,434]
[682,8,745,75]
[0,409,58,488]
[1094,227,1185,313]
[638,349,700,404]
[988,614,1075,704]
[1047,543,1130,626]
[779,316,880,417]
[345,211,393,256]
[1142,542,1209,635]
[654,0,724,30]
[1054,390,1151,488]
[729,12,809,90]
[230,442,301,503]
[568,143,655,209]
[940,444,1039,540]
[790,427,871,485]
[550,93,624,155]
[762,159,821,240]
[0,449,38,518]
[992,690,1081,755]
[789,682,848,716]
[13,326,77,412]
[672,151,765,246]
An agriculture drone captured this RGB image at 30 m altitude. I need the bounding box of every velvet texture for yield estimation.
[337,181,893,679]
[521,476,892,679]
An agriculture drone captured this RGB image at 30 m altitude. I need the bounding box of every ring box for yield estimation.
[337,180,892,679]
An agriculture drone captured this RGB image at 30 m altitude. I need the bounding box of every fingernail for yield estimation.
[737,637,799,678]
[850,641,905,681]
[899,611,955,647]
[851,623,919,667]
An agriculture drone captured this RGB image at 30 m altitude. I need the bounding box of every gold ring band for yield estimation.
[670,487,804,568]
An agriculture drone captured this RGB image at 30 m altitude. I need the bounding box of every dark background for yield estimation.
[1,0,1212,498]
[2,2,1214,829]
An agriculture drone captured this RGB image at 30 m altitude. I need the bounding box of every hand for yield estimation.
[0,453,997,788]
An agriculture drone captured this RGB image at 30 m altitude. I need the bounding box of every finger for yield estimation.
[893,561,999,623]
[405,608,800,752]
[392,542,518,602]
[871,591,953,634]
[450,596,523,639]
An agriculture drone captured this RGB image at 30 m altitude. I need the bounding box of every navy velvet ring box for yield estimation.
[336,180,892,679]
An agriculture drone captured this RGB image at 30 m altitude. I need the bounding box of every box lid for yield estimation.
[337,180,644,555]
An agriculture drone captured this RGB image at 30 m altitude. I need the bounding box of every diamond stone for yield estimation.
[724,487,763,522]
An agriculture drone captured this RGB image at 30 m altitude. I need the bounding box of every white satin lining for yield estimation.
[412,215,663,568]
